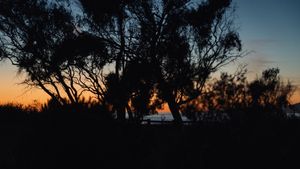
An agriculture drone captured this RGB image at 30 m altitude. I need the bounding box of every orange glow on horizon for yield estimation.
[1,61,300,107]
[1,87,300,108]
[291,89,300,104]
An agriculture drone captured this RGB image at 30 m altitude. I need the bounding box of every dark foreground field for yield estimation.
[1,111,300,169]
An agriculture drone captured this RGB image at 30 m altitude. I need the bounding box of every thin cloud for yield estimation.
[247,39,277,46]
[245,38,279,52]
[247,54,277,73]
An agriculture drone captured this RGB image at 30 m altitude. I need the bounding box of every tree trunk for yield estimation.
[115,5,126,122]
[167,96,183,125]
[116,103,126,121]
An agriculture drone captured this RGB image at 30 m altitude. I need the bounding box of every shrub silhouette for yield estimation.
[182,67,295,124]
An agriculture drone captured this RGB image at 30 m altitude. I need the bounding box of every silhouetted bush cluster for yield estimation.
[183,67,295,124]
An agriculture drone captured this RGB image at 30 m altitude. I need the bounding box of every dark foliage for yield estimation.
[1,104,300,168]
[0,1,298,167]
[182,67,295,126]
[0,0,244,123]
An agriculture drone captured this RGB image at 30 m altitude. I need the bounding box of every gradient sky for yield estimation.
[223,0,300,103]
[0,0,300,105]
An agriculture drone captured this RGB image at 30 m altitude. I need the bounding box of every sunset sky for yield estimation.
[0,0,300,105]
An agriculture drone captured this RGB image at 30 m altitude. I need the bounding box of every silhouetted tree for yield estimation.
[55,31,111,103]
[78,0,138,120]
[1,0,244,123]
[182,65,248,121]
[128,0,243,123]
[0,0,110,106]
[0,0,79,104]
[103,60,159,120]
[248,68,294,118]
[212,65,249,111]
[183,67,295,122]
[122,60,160,119]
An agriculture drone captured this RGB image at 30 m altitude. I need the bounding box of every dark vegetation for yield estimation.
[0,0,299,168]
[1,102,300,169]
[0,0,244,123]
[0,68,297,168]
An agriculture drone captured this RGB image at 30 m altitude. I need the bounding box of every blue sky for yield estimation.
[232,0,300,78]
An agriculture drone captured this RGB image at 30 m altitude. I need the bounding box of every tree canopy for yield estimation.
[0,0,245,123]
